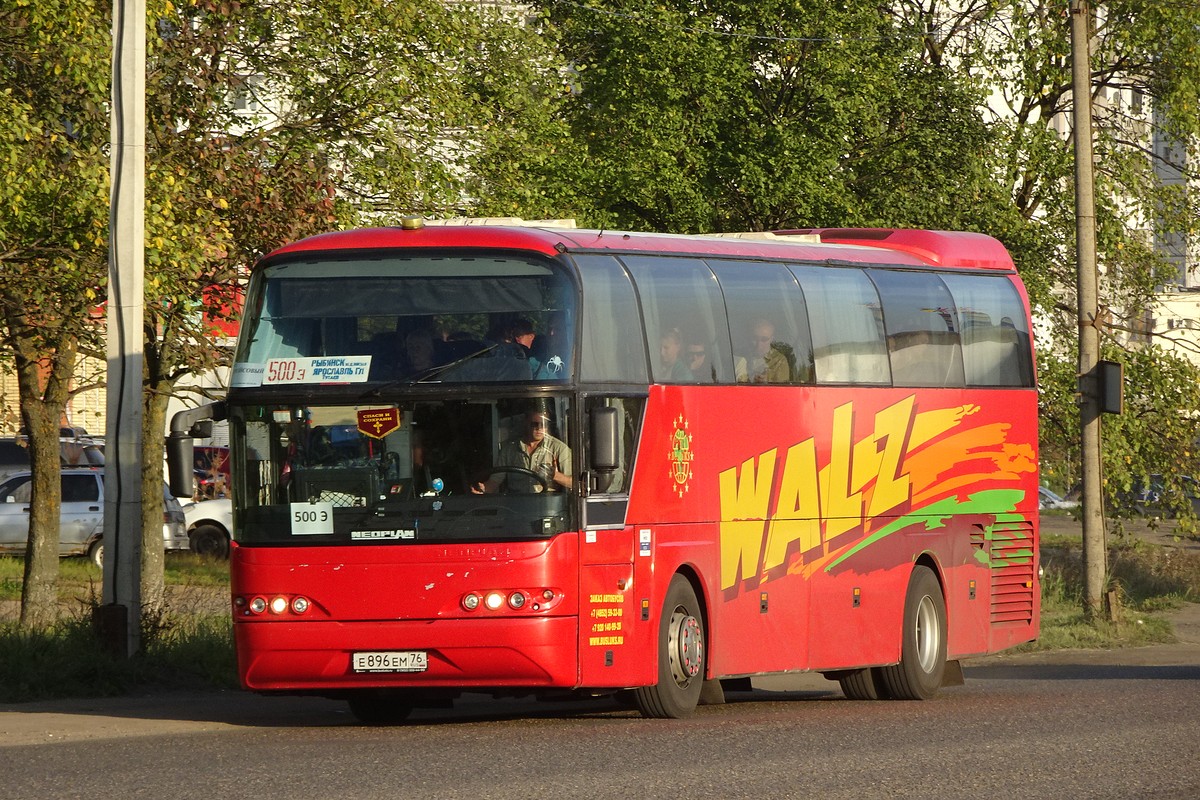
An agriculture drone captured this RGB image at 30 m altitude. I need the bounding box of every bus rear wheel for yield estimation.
[836,667,891,700]
[634,574,705,719]
[880,565,947,700]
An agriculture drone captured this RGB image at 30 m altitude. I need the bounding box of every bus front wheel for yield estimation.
[880,565,947,700]
[635,574,705,719]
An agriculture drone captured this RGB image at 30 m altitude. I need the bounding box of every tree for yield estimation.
[917,1,1200,508]
[0,0,110,627]
[133,0,563,610]
[485,0,1030,240]
[510,1,1200,517]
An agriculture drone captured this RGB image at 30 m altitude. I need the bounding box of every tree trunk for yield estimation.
[140,384,171,616]
[13,339,79,629]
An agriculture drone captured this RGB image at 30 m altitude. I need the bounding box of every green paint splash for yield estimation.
[825,488,1027,572]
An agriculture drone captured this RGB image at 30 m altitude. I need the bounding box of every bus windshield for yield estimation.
[231,396,576,546]
[235,254,575,385]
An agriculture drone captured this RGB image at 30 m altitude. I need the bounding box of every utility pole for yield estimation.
[98,0,146,656]
[1070,0,1107,619]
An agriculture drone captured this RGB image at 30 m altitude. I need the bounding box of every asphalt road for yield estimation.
[3,515,1197,798]
[3,617,1199,800]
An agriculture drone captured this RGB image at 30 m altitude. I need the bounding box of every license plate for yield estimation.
[352,651,428,673]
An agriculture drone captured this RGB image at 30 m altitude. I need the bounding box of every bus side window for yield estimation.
[574,255,649,384]
[794,266,890,385]
[621,256,731,384]
[709,261,813,385]
[942,274,1035,387]
[867,269,965,388]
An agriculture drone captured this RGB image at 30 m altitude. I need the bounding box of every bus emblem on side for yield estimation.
[669,415,694,498]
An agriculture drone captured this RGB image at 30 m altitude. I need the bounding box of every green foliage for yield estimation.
[0,612,236,703]
[0,0,111,626]
[513,0,1015,233]
[0,554,236,701]
[1029,538,1200,652]
[1039,340,1200,515]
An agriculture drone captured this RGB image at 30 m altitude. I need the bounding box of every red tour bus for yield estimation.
[167,219,1039,721]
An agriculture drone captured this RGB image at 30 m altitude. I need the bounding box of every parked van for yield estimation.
[0,468,187,567]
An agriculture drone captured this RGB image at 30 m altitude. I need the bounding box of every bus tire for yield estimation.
[880,565,947,700]
[837,667,891,700]
[634,574,705,719]
[347,691,414,725]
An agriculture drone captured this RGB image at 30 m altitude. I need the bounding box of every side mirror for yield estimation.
[589,407,619,471]
[167,401,227,498]
[166,433,195,498]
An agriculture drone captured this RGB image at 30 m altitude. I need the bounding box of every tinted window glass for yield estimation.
[941,274,1034,387]
[710,260,813,384]
[0,476,31,504]
[575,255,649,383]
[62,474,100,503]
[868,270,965,388]
[622,256,731,384]
[792,266,889,385]
[239,255,575,384]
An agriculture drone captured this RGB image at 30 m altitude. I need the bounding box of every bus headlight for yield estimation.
[485,591,505,611]
[508,592,526,609]
[249,596,267,614]
[291,596,310,614]
[462,593,481,611]
[270,596,289,615]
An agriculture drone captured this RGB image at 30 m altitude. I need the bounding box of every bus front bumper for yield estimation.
[235,615,580,693]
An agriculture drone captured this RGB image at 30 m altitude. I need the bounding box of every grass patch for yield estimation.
[0,552,229,601]
[1025,539,1200,652]
[0,610,237,703]
[0,553,236,702]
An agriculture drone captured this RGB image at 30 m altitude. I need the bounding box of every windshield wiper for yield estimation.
[359,343,499,399]
[412,343,499,384]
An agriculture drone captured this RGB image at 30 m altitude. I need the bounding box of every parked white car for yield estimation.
[181,497,233,559]
[0,469,188,567]
[1038,486,1080,510]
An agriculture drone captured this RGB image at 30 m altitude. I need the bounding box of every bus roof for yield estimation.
[265,223,1016,272]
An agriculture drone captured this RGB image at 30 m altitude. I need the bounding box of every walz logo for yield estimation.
[669,414,694,498]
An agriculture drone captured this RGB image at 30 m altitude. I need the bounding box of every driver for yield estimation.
[473,410,572,493]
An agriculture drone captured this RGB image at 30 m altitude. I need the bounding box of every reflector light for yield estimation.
[291,597,310,614]
[249,597,266,614]
[270,596,288,614]
[462,593,481,611]
[508,592,526,609]
[485,592,505,610]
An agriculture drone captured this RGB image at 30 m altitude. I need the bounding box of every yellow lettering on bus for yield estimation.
[763,438,821,572]
[824,403,861,539]
[718,449,777,590]
[865,397,914,519]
